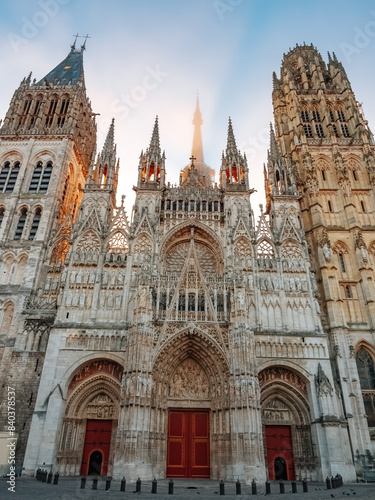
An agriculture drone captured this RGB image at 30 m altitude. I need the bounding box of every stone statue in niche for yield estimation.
[169,358,209,399]
[322,243,331,262]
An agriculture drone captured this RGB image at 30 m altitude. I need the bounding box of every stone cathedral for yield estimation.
[0,41,375,484]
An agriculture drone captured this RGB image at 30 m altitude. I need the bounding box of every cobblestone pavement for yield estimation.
[1,477,375,500]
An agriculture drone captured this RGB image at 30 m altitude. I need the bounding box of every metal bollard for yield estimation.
[152,478,157,494]
[339,474,343,486]
[336,474,341,487]
[105,476,112,491]
[121,477,126,492]
[92,477,98,490]
[219,479,225,495]
[326,477,331,489]
[168,479,174,495]
[291,481,297,493]
[251,479,257,495]
[279,480,285,494]
[236,479,241,495]
[53,472,59,485]
[265,480,271,495]
[302,479,308,493]
[42,470,47,483]
[36,468,39,480]
[47,471,53,484]
[331,476,336,489]
[136,477,142,493]
[80,476,86,489]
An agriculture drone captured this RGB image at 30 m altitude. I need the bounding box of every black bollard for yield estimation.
[168,479,174,495]
[105,476,112,491]
[53,472,59,485]
[265,480,271,495]
[121,477,126,492]
[291,481,297,493]
[92,477,98,490]
[80,476,86,489]
[47,471,53,484]
[152,478,157,494]
[251,479,257,495]
[36,468,39,480]
[279,480,285,494]
[326,477,331,489]
[302,479,308,493]
[336,474,341,487]
[331,476,336,489]
[339,474,343,486]
[136,477,142,493]
[236,479,241,495]
[42,470,47,483]
[219,480,225,495]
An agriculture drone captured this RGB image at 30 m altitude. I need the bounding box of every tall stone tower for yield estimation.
[0,41,96,473]
[267,43,375,468]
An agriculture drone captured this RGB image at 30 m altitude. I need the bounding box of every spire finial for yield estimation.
[81,34,91,51]
[71,33,81,50]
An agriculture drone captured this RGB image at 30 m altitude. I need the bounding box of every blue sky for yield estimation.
[1,0,375,218]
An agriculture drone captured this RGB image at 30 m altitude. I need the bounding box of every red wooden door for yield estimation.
[80,420,112,476]
[265,425,295,480]
[167,410,210,478]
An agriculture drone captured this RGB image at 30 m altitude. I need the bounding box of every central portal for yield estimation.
[166,410,210,478]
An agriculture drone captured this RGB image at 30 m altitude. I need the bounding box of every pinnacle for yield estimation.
[226,117,238,156]
[102,118,115,157]
[149,115,161,157]
[269,123,279,160]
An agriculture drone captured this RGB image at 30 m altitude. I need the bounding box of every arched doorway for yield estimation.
[274,456,287,480]
[56,359,123,476]
[88,450,103,475]
[259,366,315,481]
[151,327,230,480]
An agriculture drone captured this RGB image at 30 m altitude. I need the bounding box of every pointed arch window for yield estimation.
[45,98,58,127]
[5,162,20,192]
[57,98,70,127]
[356,348,375,427]
[14,207,28,240]
[29,99,41,128]
[18,98,32,127]
[29,161,53,193]
[312,110,321,122]
[28,208,42,240]
[339,252,346,273]
[316,124,324,138]
[0,161,20,193]
[303,124,313,137]
[301,110,309,122]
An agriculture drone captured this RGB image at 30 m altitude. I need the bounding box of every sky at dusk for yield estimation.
[1,0,375,219]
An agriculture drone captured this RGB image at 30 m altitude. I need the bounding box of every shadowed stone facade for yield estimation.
[0,42,374,483]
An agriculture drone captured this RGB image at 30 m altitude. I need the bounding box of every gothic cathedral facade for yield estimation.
[0,42,374,483]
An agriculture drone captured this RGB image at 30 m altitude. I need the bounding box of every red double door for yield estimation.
[167,410,210,478]
[80,419,112,476]
[265,425,295,480]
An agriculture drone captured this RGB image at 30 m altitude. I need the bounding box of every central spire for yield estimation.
[192,96,204,165]
[180,96,215,187]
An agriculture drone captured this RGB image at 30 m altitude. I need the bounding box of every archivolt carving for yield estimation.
[169,358,209,399]
[68,359,123,395]
[258,366,307,395]
[166,240,218,275]
[65,377,120,418]
[152,328,230,408]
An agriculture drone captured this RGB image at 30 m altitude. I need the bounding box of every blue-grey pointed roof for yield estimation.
[36,47,84,86]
